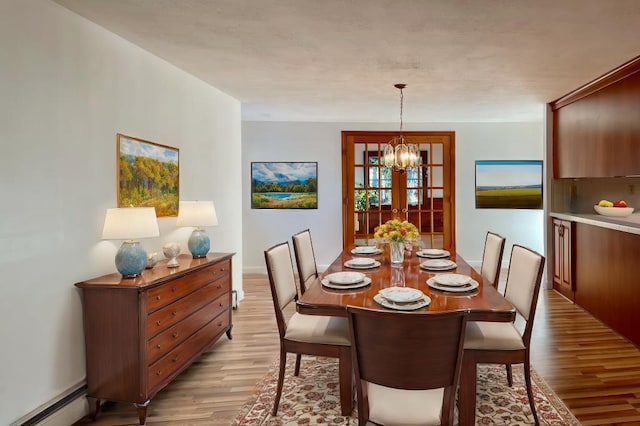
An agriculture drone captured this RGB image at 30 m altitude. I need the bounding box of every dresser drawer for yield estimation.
[147,277,229,338]
[146,294,230,364]
[146,261,229,312]
[147,312,231,391]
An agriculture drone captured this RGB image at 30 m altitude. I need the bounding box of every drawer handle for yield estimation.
[156,370,162,376]
[172,356,179,362]
[156,296,161,301]
[172,332,179,338]
[218,322,222,327]
[172,311,177,316]
[219,302,223,307]
[156,320,161,326]
[172,287,176,292]
[217,284,222,289]
[156,344,161,349]
[220,267,225,271]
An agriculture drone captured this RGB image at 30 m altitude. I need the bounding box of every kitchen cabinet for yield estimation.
[552,218,574,301]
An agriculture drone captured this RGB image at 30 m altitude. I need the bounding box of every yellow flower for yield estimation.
[374,219,419,243]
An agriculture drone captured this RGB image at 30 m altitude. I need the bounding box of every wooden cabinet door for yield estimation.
[552,218,574,301]
[342,131,455,251]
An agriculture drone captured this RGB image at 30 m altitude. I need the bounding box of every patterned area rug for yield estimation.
[232,355,579,425]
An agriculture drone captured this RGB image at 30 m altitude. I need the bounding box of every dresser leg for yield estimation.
[135,401,150,425]
[87,397,101,420]
[226,325,233,340]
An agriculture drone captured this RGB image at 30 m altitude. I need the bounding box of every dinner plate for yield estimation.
[378,287,425,303]
[351,246,382,255]
[344,260,381,269]
[434,273,472,287]
[347,257,375,267]
[322,277,372,290]
[417,249,451,259]
[374,293,431,311]
[324,271,365,285]
[427,277,479,292]
[420,259,457,271]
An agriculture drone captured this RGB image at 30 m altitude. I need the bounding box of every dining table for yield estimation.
[297,244,516,426]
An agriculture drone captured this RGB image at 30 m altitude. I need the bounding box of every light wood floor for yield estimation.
[75,273,640,425]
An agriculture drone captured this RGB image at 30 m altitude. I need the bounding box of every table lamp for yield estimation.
[102,207,160,278]
[176,201,218,258]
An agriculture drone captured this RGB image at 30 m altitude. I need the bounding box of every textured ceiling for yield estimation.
[52,0,640,122]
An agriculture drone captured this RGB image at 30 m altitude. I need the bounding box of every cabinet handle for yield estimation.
[219,302,224,307]
[172,311,177,316]
[218,322,222,327]
[156,320,161,326]
[156,344,161,349]
[172,332,179,338]
[171,287,176,292]
[156,296,161,301]
[172,356,179,362]
[217,284,222,289]
[156,370,162,376]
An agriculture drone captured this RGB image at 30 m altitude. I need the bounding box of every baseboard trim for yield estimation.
[14,385,87,426]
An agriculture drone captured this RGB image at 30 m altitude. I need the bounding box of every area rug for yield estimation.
[232,355,580,425]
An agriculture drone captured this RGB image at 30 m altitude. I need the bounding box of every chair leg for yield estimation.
[523,358,539,425]
[506,363,513,386]
[272,350,287,416]
[338,346,354,416]
[294,353,302,376]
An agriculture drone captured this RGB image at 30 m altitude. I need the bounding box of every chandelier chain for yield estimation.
[399,86,404,134]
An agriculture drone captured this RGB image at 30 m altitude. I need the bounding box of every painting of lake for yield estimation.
[251,162,318,209]
[475,160,543,209]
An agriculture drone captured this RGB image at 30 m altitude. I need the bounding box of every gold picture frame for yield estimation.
[117,133,179,217]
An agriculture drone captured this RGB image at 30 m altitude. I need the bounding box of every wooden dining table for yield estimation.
[297,245,516,425]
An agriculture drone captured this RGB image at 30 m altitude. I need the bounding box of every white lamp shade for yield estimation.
[102,207,160,240]
[176,201,218,227]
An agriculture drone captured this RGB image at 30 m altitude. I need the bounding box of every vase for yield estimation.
[389,241,405,265]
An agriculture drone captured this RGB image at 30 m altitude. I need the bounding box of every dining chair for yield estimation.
[347,306,468,426]
[459,244,545,425]
[264,242,353,416]
[291,228,318,296]
[479,231,506,291]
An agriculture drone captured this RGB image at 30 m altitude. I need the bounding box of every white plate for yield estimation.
[324,271,365,285]
[351,246,382,255]
[378,287,425,303]
[417,250,451,259]
[420,259,457,270]
[347,257,375,266]
[434,273,472,287]
[322,277,371,290]
[427,277,479,292]
[344,260,381,269]
[374,293,431,311]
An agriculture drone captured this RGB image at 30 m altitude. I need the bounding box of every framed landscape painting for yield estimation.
[475,160,543,209]
[117,134,180,217]
[251,162,318,209]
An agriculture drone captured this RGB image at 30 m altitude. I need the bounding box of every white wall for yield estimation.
[0,1,242,423]
[242,121,544,273]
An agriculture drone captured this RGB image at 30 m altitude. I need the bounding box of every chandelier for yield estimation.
[383,83,419,173]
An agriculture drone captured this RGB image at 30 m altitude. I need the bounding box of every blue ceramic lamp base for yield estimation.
[115,240,148,278]
[188,228,210,258]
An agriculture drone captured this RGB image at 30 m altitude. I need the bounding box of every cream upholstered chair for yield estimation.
[480,231,506,290]
[264,242,353,416]
[460,244,545,425]
[291,229,318,295]
[347,307,467,426]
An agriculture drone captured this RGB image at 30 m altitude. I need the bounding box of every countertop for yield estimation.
[550,211,640,236]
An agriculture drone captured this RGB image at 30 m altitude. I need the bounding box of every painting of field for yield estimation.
[117,134,179,216]
[475,160,542,209]
[251,162,317,209]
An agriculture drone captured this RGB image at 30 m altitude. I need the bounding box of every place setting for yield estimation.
[416,248,451,259]
[321,271,371,290]
[426,273,479,293]
[420,258,457,271]
[374,287,431,311]
[344,257,381,269]
[350,245,382,256]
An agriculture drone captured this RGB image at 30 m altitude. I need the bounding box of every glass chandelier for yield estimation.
[383,83,419,173]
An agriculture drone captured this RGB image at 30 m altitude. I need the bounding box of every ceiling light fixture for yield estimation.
[383,83,419,173]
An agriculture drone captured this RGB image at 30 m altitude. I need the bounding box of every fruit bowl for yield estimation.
[594,205,634,217]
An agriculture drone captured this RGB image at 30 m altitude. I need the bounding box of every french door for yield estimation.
[341,131,456,251]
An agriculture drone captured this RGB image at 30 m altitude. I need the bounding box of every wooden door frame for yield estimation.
[341,130,456,251]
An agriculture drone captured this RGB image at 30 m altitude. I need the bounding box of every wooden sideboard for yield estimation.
[75,252,234,425]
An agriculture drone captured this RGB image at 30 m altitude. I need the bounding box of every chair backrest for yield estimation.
[347,307,467,423]
[264,242,298,338]
[291,229,318,295]
[503,244,545,345]
[480,231,506,289]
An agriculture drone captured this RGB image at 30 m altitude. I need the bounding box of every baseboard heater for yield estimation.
[18,385,86,426]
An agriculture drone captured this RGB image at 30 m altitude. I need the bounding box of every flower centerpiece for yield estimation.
[374,219,419,264]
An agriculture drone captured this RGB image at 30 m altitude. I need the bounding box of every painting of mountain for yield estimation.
[251,162,318,209]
